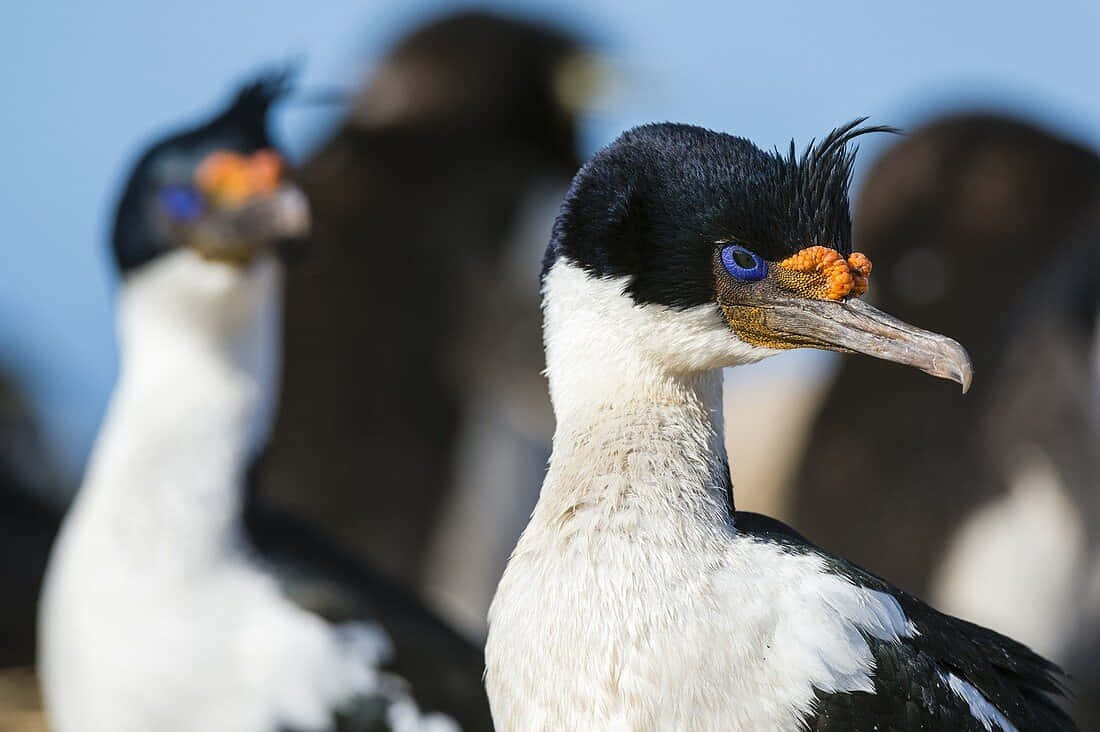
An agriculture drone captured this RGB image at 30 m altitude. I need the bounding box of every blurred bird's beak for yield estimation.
[234,183,311,243]
[255,183,311,264]
[740,296,973,392]
[189,183,311,265]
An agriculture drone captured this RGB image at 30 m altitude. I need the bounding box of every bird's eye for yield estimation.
[159,186,204,222]
[721,244,767,282]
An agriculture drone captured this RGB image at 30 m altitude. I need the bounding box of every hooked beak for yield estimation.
[229,182,311,243]
[751,296,973,392]
[191,183,311,264]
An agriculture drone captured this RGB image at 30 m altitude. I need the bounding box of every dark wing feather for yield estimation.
[734,512,1076,731]
[244,462,493,731]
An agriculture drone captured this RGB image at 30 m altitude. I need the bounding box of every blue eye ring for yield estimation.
[159,185,204,222]
[720,244,767,282]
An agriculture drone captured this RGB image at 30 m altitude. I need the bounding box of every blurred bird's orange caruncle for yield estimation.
[194,149,284,206]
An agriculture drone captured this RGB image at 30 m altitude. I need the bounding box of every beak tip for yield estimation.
[945,344,973,394]
[274,185,311,239]
[888,328,973,394]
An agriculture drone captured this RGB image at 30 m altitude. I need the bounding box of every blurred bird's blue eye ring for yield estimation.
[721,244,767,281]
[159,186,204,222]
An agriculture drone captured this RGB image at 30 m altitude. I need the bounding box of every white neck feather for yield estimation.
[75,251,283,565]
[537,259,766,534]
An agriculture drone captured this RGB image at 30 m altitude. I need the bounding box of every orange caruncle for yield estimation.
[194,149,285,206]
[194,151,249,204]
[777,245,873,301]
[245,150,284,195]
[847,251,872,297]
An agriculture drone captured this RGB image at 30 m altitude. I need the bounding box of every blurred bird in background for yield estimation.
[785,112,1100,727]
[257,10,601,633]
[38,71,490,732]
[0,371,64,731]
[0,372,63,670]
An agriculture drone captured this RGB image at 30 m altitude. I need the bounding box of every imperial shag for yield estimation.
[485,121,1074,730]
[39,71,488,732]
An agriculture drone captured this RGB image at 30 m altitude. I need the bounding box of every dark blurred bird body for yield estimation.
[0,373,62,668]
[259,13,590,625]
[0,485,58,667]
[485,121,1073,730]
[39,73,489,732]
[0,365,67,732]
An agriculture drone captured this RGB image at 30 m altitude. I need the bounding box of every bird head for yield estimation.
[112,69,309,279]
[108,69,309,342]
[543,120,973,391]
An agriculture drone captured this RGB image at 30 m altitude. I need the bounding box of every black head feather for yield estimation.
[772,117,900,258]
[110,66,295,275]
[213,66,296,144]
[545,120,897,308]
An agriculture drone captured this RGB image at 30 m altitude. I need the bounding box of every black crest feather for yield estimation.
[211,64,298,143]
[770,117,900,254]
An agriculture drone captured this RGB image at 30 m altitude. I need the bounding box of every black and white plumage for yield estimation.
[39,71,487,732]
[787,112,1100,728]
[739,514,1069,731]
[241,490,495,731]
[485,122,1074,730]
[258,13,593,620]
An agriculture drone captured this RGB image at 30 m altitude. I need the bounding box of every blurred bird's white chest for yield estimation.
[39,257,383,732]
[42,522,385,732]
[40,399,384,732]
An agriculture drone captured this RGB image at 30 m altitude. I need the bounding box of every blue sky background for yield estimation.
[4,0,1100,480]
